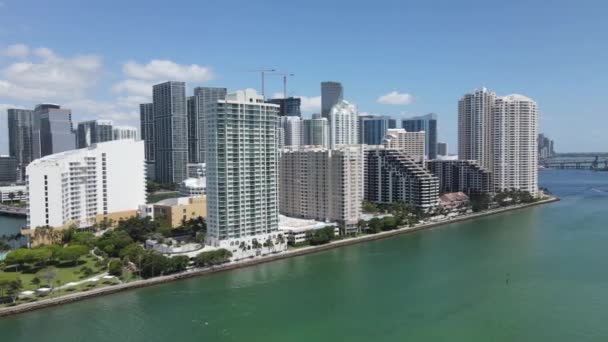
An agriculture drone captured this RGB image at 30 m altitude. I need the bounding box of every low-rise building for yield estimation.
[179,177,206,197]
[439,192,470,212]
[0,185,27,202]
[139,196,207,228]
[0,156,18,184]
[278,215,339,245]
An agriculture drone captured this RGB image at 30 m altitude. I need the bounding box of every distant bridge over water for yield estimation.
[540,156,608,171]
[0,204,26,217]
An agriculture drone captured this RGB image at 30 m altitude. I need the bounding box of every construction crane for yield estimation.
[267,72,295,98]
[248,68,276,97]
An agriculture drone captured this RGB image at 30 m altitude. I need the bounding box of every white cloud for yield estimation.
[111,79,153,98]
[3,44,29,58]
[0,45,102,102]
[64,99,140,124]
[377,91,414,105]
[299,96,321,112]
[123,60,213,82]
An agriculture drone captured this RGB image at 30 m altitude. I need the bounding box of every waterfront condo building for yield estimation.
[321,81,343,118]
[425,159,492,195]
[25,140,146,234]
[76,120,114,148]
[153,81,188,184]
[205,89,281,249]
[187,87,227,164]
[492,94,538,195]
[382,128,426,162]
[7,108,34,181]
[458,88,497,170]
[329,100,358,149]
[401,113,438,159]
[303,114,329,147]
[365,147,439,211]
[279,145,363,234]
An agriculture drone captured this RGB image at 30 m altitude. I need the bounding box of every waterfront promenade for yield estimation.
[0,196,558,318]
[0,204,26,218]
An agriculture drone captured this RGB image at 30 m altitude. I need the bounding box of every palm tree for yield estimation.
[276,234,285,246]
[8,192,15,204]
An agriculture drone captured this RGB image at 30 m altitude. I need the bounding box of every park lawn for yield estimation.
[0,254,103,291]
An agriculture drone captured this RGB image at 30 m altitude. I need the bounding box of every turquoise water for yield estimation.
[1,170,608,341]
[0,215,24,237]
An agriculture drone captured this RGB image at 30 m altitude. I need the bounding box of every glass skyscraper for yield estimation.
[321,81,343,118]
[359,115,397,145]
[266,97,301,117]
[7,108,34,181]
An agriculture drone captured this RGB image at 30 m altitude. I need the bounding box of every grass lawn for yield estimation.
[147,191,178,204]
[0,254,104,291]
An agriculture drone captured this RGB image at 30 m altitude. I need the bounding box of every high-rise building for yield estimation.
[382,128,426,161]
[188,87,227,164]
[437,142,448,157]
[425,159,492,194]
[33,103,75,158]
[25,140,146,235]
[139,103,155,162]
[329,100,358,149]
[266,97,301,117]
[279,116,303,147]
[364,148,439,211]
[321,81,343,118]
[492,94,538,195]
[402,113,438,159]
[76,120,114,148]
[113,126,138,141]
[359,115,397,145]
[458,88,496,170]
[206,89,281,249]
[537,134,555,159]
[7,108,34,181]
[153,81,188,184]
[279,145,363,234]
[303,114,329,147]
[0,156,18,183]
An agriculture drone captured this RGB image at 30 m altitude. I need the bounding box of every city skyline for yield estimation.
[1,0,607,154]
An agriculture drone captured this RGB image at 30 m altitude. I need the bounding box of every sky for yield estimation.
[0,0,607,154]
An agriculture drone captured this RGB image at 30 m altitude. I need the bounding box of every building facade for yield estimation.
[321,81,343,118]
[140,103,155,162]
[303,114,329,147]
[25,140,146,232]
[279,116,303,147]
[153,81,188,184]
[538,133,555,159]
[437,142,448,156]
[76,120,114,148]
[206,89,281,249]
[329,100,358,149]
[0,156,18,183]
[34,103,75,158]
[402,113,438,159]
[7,108,34,181]
[382,128,426,161]
[425,159,492,195]
[113,126,138,141]
[458,88,496,170]
[359,115,397,145]
[267,97,301,117]
[188,87,227,164]
[365,148,439,211]
[492,95,538,195]
[279,146,363,234]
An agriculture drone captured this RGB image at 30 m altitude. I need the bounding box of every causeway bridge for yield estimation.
[540,156,608,171]
[0,204,27,217]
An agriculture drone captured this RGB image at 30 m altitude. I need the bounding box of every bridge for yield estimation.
[540,156,608,171]
[0,204,27,217]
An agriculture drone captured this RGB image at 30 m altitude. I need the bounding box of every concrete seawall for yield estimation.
[0,197,559,318]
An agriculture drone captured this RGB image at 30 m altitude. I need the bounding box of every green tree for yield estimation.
[193,249,232,267]
[108,260,123,277]
[57,245,89,266]
[119,243,145,263]
[95,230,134,257]
[38,267,57,287]
[7,279,22,303]
[0,240,10,252]
[368,218,383,234]
[168,256,189,273]
[139,252,170,278]
[116,216,159,242]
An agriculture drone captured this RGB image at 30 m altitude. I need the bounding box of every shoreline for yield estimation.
[0,196,559,318]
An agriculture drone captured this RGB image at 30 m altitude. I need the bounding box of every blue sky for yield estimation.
[0,0,607,153]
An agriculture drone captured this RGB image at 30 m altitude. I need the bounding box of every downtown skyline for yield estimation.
[1,0,607,154]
